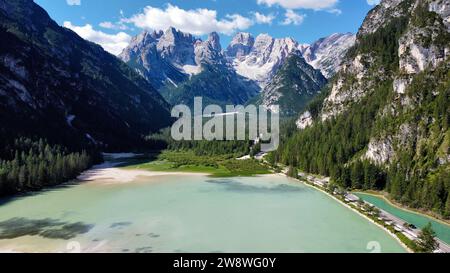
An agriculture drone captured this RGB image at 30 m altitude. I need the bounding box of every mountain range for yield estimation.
[119,28,356,113]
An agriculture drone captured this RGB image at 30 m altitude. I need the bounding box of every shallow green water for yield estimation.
[0,175,405,253]
[355,193,450,244]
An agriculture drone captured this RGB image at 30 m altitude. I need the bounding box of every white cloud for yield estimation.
[253,12,276,24]
[66,0,81,6]
[366,0,381,5]
[125,4,253,35]
[99,21,128,30]
[328,8,342,15]
[99,22,115,29]
[281,9,305,25]
[63,21,131,55]
[257,0,338,10]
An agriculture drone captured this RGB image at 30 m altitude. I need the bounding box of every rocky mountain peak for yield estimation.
[230,34,303,87]
[226,32,255,58]
[194,32,225,66]
[253,34,275,56]
[121,26,355,96]
[207,32,221,52]
[358,0,407,37]
[231,32,254,46]
[156,27,196,65]
[300,32,356,78]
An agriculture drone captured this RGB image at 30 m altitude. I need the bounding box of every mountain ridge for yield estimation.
[0,0,172,150]
[120,28,354,109]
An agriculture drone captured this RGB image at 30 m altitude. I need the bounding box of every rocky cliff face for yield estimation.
[358,0,407,36]
[226,32,255,59]
[0,0,172,150]
[119,28,200,89]
[119,28,230,89]
[319,0,449,123]
[226,33,300,87]
[300,33,356,78]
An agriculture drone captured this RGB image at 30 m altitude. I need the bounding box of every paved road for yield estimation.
[365,201,450,253]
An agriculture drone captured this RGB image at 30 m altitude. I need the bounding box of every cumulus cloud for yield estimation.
[63,21,131,55]
[367,0,381,5]
[281,9,305,25]
[253,12,276,24]
[66,0,81,6]
[125,4,253,35]
[99,21,128,30]
[257,0,338,10]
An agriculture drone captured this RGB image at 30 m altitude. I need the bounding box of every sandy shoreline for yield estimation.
[77,160,207,184]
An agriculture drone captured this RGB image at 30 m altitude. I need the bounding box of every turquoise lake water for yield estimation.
[355,193,450,244]
[0,175,406,253]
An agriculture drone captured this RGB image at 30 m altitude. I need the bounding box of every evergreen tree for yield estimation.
[415,223,439,253]
[444,195,450,219]
[351,161,364,189]
[0,138,96,196]
[287,166,298,179]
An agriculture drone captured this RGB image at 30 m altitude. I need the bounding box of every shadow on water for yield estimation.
[0,217,94,240]
[110,222,132,229]
[204,179,305,194]
[135,246,153,253]
[0,181,86,207]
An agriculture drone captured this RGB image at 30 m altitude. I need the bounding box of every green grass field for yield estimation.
[119,151,271,177]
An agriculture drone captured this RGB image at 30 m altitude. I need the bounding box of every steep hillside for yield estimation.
[160,63,259,107]
[0,0,172,150]
[257,53,327,116]
[275,0,450,218]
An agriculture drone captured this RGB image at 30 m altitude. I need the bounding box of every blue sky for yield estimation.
[35,0,380,55]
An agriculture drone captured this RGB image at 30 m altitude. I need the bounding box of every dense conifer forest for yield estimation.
[0,138,98,196]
